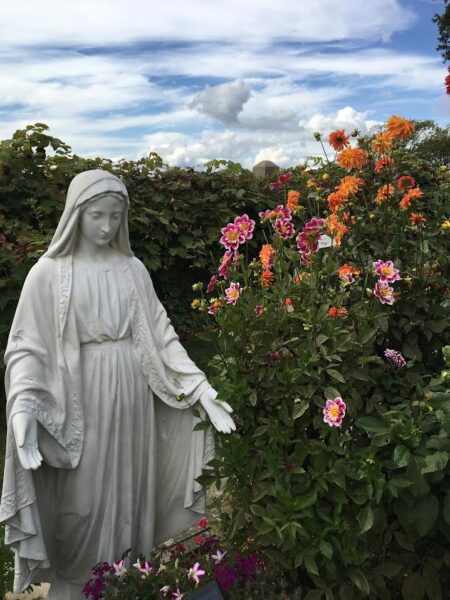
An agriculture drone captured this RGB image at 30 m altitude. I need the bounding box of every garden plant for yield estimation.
[191,117,450,599]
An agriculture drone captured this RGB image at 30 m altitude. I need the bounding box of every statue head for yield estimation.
[45,170,133,258]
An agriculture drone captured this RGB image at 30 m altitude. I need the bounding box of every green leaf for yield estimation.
[356,416,389,434]
[324,386,341,400]
[326,368,345,384]
[304,591,323,600]
[294,489,317,510]
[293,401,309,419]
[395,494,439,537]
[339,583,355,600]
[401,573,426,600]
[393,445,411,468]
[249,504,266,517]
[442,492,450,525]
[357,505,374,533]
[421,451,448,475]
[349,568,370,596]
[304,555,319,576]
[316,334,329,346]
[319,539,333,560]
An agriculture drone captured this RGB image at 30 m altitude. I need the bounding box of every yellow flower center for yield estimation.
[329,405,340,418]
[228,231,238,241]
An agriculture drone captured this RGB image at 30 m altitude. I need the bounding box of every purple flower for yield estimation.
[384,349,407,368]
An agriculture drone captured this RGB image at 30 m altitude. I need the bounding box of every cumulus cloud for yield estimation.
[301,106,378,136]
[189,79,252,125]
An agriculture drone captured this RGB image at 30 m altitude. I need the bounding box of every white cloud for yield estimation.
[0,1,415,46]
[190,79,252,124]
[301,106,379,135]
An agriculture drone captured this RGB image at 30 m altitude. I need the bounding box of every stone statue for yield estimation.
[0,170,235,599]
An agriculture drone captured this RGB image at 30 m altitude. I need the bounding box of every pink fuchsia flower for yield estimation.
[198,517,208,528]
[211,549,227,564]
[384,349,407,368]
[323,397,346,427]
[373,260,401,283]
[188,562,206,586]
[218,250,232,279]
[172,589,184,600]
[112,560,126,577]
[133,559,153,576]
[206,275,217,293]
[275,218,295,239]
[220,223,245,250]
[234,214,255,241]
[225,282,242,305]
[374,280,395,305]
[259,205,292,222]
[255,305,265,316]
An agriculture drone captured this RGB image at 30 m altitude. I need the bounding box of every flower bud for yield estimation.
[313,131,322,141]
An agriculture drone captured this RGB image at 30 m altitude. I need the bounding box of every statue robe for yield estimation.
[0,254,214,593]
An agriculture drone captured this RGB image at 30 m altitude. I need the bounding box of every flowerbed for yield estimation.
[192,117,450,598]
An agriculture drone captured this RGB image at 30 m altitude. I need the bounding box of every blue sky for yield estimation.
[0,0,448,168]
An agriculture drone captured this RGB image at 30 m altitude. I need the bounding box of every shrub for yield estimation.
[196,118,450,598]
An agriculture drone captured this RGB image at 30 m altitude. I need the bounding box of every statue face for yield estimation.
[79,194,123,248]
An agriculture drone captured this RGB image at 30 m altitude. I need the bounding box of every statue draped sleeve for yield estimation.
[1,255,214,592]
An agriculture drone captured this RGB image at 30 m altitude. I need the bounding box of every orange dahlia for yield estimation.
[410,213,426,226]
[374,156,394,173]
[397,175,415,191]
[260,270,274,287]
[386,115,415,139]
[399,187,423,210]
[259,243,276,270]
[375,184,395,205]
[338,175,364,196]
[371,131,393,154]
[326,214,348,246]
[286,190,300,212]
[328,306,348,319]
[337,147,368,170]
[327,190,347,213]
[329,129,350,151]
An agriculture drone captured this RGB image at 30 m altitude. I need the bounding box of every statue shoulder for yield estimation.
[24,256,58,289]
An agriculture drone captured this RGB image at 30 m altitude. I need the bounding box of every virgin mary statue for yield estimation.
[0,170,235,599]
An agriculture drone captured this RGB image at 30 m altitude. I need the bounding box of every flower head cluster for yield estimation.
[384,348,407,368]
[375,156,394,173]
[260,270,274,287]
[371,131,393,155]
[326,214,348,246]
[397,175,415,192]
[410,213,426,226]
[375,183,395,205]
[259,204,291,222]
[327,175,364,213]
[269,171,292,190]
[328,306,348,320]
[220,214,255,250]
[373,259,400,305]
[296,217,325,264]
[218,250,232,279]
[323,397,346,427]
[275,218,295,239]
[208,298,223,315]
[338,263,360,284]
[187,562,206,586]
[286,190,300,212]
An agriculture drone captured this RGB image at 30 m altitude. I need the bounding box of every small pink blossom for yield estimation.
[296,217,325,264]
[211,549,227,564]
[112,560,126,577]
[255,305,265,316]
[133,559,153,576]
[172,588,184,600]
[218,250,232,279]
[220,223,245,250]
[384,348,407,368]
[187,562,206,586]
[323,397,346,427]
[206,275,217,293]
[269,180,282,190]
[275,218,295,239]
[374,280,395,305]
[234,214,256,241]
[160,586,170,596]
[225,282,242,305]
[373,260,401,283]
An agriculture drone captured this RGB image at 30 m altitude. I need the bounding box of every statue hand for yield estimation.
[12,412,43,470]
[199,389,236,434]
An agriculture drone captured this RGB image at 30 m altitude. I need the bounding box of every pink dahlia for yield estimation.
[218,250,232,279]
[323,397,346,427]
[259,205,292,222]
[234,214,256,241]
[275,218,295,239]
[374,280,395,305]
[220,223,245,250]
[296,217,325,263]
[225,282,242,305]
[373,260,401,283]
[206,274,217,293]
